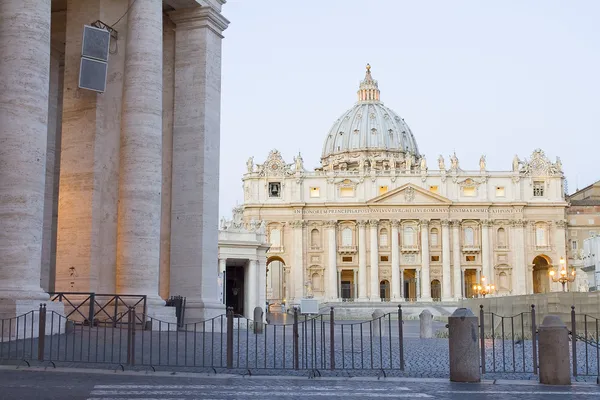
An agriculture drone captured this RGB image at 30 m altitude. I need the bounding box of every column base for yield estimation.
[442,297,454,302]
[0,298,65,340]
[182,298,226,329]
[146,303,178,331]
[419,297,433,302]
[356,297,370,302]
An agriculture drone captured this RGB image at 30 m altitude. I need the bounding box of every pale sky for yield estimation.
[219,0,599,218]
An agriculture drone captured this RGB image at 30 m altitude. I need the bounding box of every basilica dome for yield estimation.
[321,65,420,170]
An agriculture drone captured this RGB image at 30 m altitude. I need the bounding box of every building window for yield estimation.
[430,228,439,246]
[431,255,440,262]
[341,228,353,246]
[462,187,476,197]
[464,227,475,246]
[310,229,320,248]
[379,186,388,195]
[533,181,545,197]
[380,255,389,262]
[429,185,438,194]
[496,186,505,197]
[268,182,281,198]
[310,187,320,198]
[379,228,388,247]
[497,227,507,247]
[270,228,281,246]
[465,255,476,262]
[342,256,353,263]
[403,227,415,246]
[536,226,547,246]
[340,187,355,198]
[572,240,578,251]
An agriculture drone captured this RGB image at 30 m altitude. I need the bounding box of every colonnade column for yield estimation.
[325,220,337,301]
[441,220,452,301]
[168,7,229,322]
[512,220,527,295]
[116,0,165,309]
[291,221,305,302]
[357,221,368,300]
[391,220,401,301]
[218,259,226,304]
[451,220,462,299]
[0,0,52,305]
[481,220,492,284]
[369,220,379,300]
[246,260,257,318]
[257,257,267,322]
[420,220,432,301]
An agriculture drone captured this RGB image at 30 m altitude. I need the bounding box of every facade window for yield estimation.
[310,229,320,248]
[379,228,388,247]
[462,187,476,197]
[379,186,388,195]
[536,226,547,246]
[380,255,389,262]
[341,228,353,246]
[533,181,545,197]
[342,256,353,263]
[464,227,475,246]
[310,187,320,198]
[403,227,415,246]
[497,227,507,247]
[430,255,440,262]
[496,186,505,197]
[465,255,476,262]
[340,187,355,197]
[429,185,439,194]
[268,182,281,198]
[270,228,281,246]
[572,240,578,251]
[430,228,439,246]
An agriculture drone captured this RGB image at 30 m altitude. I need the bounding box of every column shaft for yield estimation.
[218,259,226,304]
[0,0,51,299]
[513,221,527,294]
[292,222,304,302]
[481,220,491,283]
[452,221,462,299]
[246,260,257,318]
[358,221,368,300]
[420,220,432,300]
[391,221,401,300]
[327,221,337,301]
[441,221,452,301]
[369,220,379,300]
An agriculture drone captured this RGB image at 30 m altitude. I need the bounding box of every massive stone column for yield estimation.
[481,220,492,283]
[452,220,462,299]
[391,220,401,300]
[369,220,380,300]
[325,221,338,301]
[512,220,527,295]
[246,259,257,318]
[168,6,229,321]
[357,221,368,300]
[0,0,52,305]
[116,0,167,317]
[441,220,452,301]
[291,221,304,302]
[420,220,432,301]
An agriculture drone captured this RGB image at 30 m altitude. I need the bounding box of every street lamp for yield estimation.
[472,276,495,298]
[549,256,576,292]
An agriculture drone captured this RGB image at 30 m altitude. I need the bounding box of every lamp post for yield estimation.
[472,275,495,298]
[549,256,576,292]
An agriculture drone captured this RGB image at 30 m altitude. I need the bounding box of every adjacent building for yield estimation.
[242,65,569,307]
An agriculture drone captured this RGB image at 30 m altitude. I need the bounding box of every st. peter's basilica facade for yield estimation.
[242,65,567,306]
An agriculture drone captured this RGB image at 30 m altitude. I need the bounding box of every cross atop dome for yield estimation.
[358,63,380,103]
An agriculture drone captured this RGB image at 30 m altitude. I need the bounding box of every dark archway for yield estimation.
[380,280,390,301]
[266,256,286,311]
[431,279,441,301]
[532,255,551,294]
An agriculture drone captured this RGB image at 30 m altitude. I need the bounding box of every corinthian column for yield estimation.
[358,220,368,300]
[481,220,492,284]
[420,220,432,301]
[291,220,305,302]
[168,7,229,322]
[0,0,53,307]
[391,220,401,300]
[441,220,452,301]
[512,220,527,295]
[325,220,337,301]
[369,220,380,300]
[116,0,164,306]
[451,220,462,299]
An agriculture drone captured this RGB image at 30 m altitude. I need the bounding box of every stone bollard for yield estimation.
[448,308,480,383]
[372,309,385,337]
[539,315,571,385]
[253,307,264,334]
[419,309,434,339]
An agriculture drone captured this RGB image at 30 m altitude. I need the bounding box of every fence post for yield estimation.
[113,297,119,328]
[479,305,486,374]
[330,307,335,370]
[293,307,299,370]
[37,304,46,361]
[531,304,538,375]
[226,307,233,369]
[571,305,577,377]
[398,304,404,371]
[127,307,136,366]
[88,293,95,326]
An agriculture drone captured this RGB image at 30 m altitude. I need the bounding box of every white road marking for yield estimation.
[89,392,430,398]
[92,385,408,391]
[438,390,600,395]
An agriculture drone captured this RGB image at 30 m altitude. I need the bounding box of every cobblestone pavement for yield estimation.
[1,368,600,400]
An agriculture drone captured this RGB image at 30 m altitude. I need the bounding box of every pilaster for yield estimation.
[420,219,432,301]
[324,220,337,301]
[357,220,368,300]
[451,219,462,299]
[441,219,452,301]
[369,219,379,300]
[481,219,492,284]
[390,220,401,301]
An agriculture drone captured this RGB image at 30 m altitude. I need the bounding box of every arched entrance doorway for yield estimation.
[266,256,286,311]
[431,279,441,301]
[379,280,390,301]
[532,255,551,294]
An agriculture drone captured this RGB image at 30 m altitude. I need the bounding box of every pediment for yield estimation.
[368,183,452,205]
